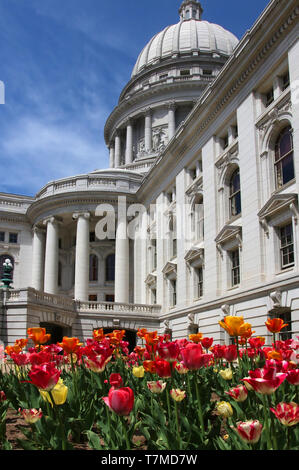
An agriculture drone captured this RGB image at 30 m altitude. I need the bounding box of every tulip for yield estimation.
[180,343,211,370]
[27,362,61,391]
[18,408,43,424]
[234,420,263,444]
[270,402,299,426]
[219,368,233,381]
[132,366,145,378]
[57,337,83,354]
[147,380,167,394]
[248,336,265,349]
[225,384,248,402]
[143,360,157,374]
[219,316,251,337]
[92,328,105,342]
[10,352,30,366]
[0,391,6,401]
[29,350,53,365]
[109,373,123,388]
[201,337,214,351]
[27,327,51,346]
[223,345,238,362]
[40,379,68,406]
[189,333,203,343]
[265,318,288,334]
[154,358,172,378]
[103,386,134,416]
[215,401,233,418]
[84,354,111,373]
[170,389,186,402]
[286,369,299,386]
[157,341,179,362]
[175,362,189,374]
[242,363,287,394]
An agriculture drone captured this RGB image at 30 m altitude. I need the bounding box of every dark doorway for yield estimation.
[40,323,69,345]
[103,328,136,353]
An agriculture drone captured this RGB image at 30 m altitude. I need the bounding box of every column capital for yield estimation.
[43,216,63,226]
[32,225,46,235]
[72,211,91,220]
[143,107,152,117]
[168,101,176,111]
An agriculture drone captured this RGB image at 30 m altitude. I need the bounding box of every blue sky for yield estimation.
[0,0,270,197]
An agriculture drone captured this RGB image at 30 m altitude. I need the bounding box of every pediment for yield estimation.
[215,225,242,245]
[145,273,157,286]
[184,247,204,263]
[258,193,298,220]
[162,261,177,276]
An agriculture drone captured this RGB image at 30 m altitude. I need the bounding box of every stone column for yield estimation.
[109,144,115,168]
[114,132,121,167]
[43,217,60,295]
[73,212,90,301]
[115,197,129,303]
[125,119,133,165]
[31,226,45,292]
[144,108,152,152]
[168,102,176,140]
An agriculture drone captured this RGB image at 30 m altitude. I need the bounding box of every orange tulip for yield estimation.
[265,318,288,334]
[105,330,126,345]
[189,333,203,343]
[57,337,83,354]
[143,331,159,346]
[137,328,148,339]
[27,327,51,346]
[267,349,283,361]
[219,316,252,337]
[15,338,28,350]
[5,345,22,356]
[143,360,157,374]
[93,328,105,342]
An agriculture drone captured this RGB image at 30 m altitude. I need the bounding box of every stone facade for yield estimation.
[0,0,299,348]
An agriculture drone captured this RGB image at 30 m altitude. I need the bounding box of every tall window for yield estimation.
[170,279,177,307]
[89,254,98,282]
[275,126,294,189]
[279,223,294,270]
[230,249,240,286]
[194,267,203,299]
[106,254,115,282]
[229,169,241,217]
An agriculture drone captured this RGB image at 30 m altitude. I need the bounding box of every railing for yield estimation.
[5,288,161,317]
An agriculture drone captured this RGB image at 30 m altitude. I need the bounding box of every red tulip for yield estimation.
[154,358,172,378]
[0,391,6,401]
[234,420,263,444]
[265,318,288,334]
[286,369,299,386]
[201,337,214,351]
[225,384,248,402]
[270,402,299,426]
[103,387,134,416]
[180,343,211,370]
[10,353,30,366]
[29,351,53,365]
[109,373,123,388]
[157,341,180,362]
[27,363,61,391]
[223,345,238,362]
[242,363,287,394]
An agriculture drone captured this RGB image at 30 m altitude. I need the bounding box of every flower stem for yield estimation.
[195,373,204,441]
[262,394,273,450]
[173,400,182,450]
[120,416,131,450]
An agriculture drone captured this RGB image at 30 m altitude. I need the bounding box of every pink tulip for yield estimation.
[242,363,287,395]
[103,387,134,416]
[234,420,263,444]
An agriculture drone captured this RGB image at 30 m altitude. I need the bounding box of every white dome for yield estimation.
[132,19,239,77]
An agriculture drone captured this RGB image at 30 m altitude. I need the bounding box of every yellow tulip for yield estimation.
[219,368,233,381]
[215,401,233,418]
[170,389,186,402]
[40,378,68,406]
[132,365,145,378]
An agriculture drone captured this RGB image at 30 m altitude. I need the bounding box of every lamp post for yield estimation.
[1,259,14,289]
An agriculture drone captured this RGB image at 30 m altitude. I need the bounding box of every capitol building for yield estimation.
[0,0,298,349]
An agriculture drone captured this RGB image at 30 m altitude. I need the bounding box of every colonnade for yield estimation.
[31,212,130,303]
[109,103,177,168]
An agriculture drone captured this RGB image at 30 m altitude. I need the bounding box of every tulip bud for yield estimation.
[215,401,233,418]
[170,389,186,402]
[219,368,233,380]
[18,408,43,424]
[147,380,166,394]
[234,420,263,444]
[225,384,248,402]
[132,366,145,378]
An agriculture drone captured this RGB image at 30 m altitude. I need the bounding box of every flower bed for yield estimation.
[0,316,298,451]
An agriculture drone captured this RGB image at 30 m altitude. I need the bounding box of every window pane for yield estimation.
[106,254,115,281]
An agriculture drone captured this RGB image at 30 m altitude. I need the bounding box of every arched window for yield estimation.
[106,254,115,282]
[0,255,14,280]
[229,168,241,217]
[275,126,294,189]
[89,254,98,282]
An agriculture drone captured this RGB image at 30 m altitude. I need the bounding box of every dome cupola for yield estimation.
[179,0,203,21]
